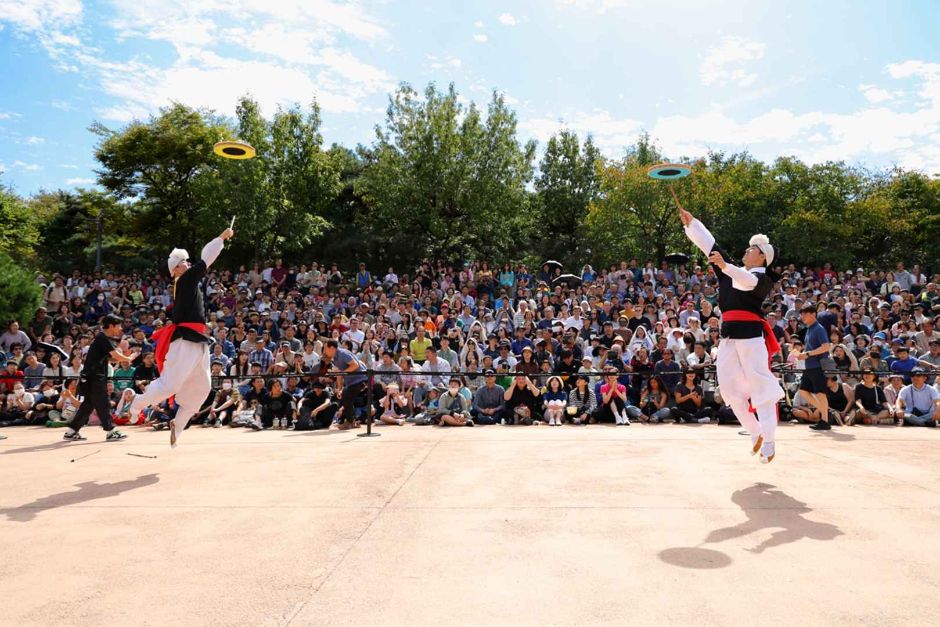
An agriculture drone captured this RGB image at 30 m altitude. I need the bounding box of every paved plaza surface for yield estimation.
[2,423,939,627]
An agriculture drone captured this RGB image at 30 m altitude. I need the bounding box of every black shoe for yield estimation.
[465,419,474,427]
[927,420,938,428]
[106,429,127,441]
[810,421,832,431]
[63,431,87,441]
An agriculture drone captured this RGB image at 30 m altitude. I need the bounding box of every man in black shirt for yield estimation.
[63,315,138,442]
[131,227,233,446]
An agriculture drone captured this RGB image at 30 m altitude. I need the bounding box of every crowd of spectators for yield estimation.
[1,257,939,434]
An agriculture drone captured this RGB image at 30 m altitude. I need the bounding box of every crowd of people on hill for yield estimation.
[1,257,939,435]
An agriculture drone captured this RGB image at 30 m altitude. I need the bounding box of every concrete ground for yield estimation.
[1,422,939,627]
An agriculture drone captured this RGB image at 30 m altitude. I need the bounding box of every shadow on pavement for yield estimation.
[660,482,842,569]
[1,474,160,522]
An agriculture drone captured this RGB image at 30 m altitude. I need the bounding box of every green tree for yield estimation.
[534,130,601,265]
[0,251,42,327]
[91,103,234,255]
[356,83,536,265]
[0,181,40,261]
[194,96,338,264]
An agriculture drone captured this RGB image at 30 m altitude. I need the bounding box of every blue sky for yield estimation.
[1,0,939,195]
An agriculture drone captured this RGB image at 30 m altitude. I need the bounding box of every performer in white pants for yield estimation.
[131,226,234,446]
[677,204,783,463]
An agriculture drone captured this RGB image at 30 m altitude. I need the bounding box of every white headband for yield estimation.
[168,248,189,273]
[749,234,774,266]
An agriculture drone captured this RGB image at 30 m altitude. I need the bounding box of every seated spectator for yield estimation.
[639,375,672,423]
[206,379,240,427]
[471,369,505,425]
[597,368,632,424]
[897,368,940,427]
[653,349,682,393]
[541,376,567,426]
[297,380,337,430]
[503,373,540,425]
[849,370,892,425]
[824,375,855,426]
[436,379,473,427]
[566,375,597,425]
[0,359,25,394]
[112,388,140,426]
[0,382,34,427]
[378,383,409,425]
[259,379,296,429]
[671,371,714,424]
[889,346,919,384]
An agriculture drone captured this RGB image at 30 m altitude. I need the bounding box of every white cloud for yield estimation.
[520,110,642,156]
[700,36,766,87]
[498,13,517,26]
[11,160,42,171]
[0,111,19,120]
[473,33,488,43]
[65,177,95,185]
[474,20,484,28]
[555,0,630,13]
[1,0,396,121]
[859,84,896,104]
[58,164,79,169]
[427,55,462,70]
[25,136,45,145]
[50,99,75,111]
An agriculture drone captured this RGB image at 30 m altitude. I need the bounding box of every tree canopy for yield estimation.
[1,81,937,279]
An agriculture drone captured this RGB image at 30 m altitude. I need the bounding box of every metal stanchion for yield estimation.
[357,370,380,437]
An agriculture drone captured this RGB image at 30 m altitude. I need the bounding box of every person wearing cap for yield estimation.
[129,224,234,447]
[678,200,783,462]
[471,369,506,424]
[889,345,919,384]
[896,368,940,427]
[494,340,517,370]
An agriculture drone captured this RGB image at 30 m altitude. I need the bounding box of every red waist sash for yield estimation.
[151,322,207,373]
[721,310,781,361]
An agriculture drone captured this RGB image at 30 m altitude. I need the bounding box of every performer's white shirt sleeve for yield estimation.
[684,219,715,256]
[200,237,224,268]
[721,263,759,291]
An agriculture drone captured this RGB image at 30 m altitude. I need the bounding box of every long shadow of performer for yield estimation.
[1,474,160,522]
[704,482,842,554]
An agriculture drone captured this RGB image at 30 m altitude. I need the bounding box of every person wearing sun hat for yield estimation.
[129,225,234,447]
[677,200,783,464]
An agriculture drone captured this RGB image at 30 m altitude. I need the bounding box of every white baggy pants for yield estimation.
[716,337,784,443]
[134,339,211,442]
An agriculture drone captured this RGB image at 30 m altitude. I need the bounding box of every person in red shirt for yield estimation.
[0,360,25,394]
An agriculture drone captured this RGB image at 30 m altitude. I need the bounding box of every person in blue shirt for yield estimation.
[889,346,919,384]
[793,304,833,431]
[320,338,368,430]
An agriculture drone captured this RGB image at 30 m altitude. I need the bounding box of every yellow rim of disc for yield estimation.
[213,140,256,160]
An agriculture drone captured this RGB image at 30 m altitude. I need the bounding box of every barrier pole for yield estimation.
[357,370,380,438]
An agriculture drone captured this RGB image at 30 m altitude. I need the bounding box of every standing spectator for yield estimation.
[794,304,832,431]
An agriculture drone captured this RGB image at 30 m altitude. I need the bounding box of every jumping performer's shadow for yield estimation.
[659,483,842,568]
[0,474,160,522]
[704,482,842,553]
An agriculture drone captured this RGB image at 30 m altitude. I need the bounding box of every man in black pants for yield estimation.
[319,339,369,429]
[63,314,139,442]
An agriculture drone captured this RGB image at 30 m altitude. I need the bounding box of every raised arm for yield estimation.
[201,227,234,269]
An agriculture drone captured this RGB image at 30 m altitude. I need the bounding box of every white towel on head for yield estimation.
[749,234,774,266]
[168,248,189,273]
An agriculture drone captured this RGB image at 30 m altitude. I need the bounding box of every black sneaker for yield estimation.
[63,431,87,441]
[927,420,938,428]
[106,430,127,441]
[465,419,474,427]
[810,421,832,431]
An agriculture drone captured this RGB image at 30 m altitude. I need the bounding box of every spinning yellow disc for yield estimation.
[213,140,256,160]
